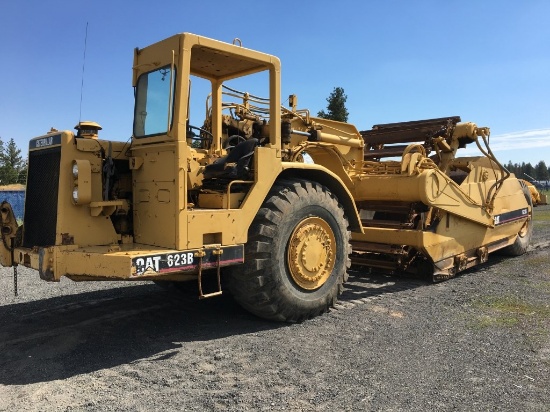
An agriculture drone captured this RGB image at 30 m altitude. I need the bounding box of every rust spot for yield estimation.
[61,233,74,245]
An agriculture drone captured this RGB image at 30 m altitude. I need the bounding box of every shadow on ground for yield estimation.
[0,271,427,385]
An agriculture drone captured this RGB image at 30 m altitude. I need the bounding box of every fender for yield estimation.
[279,162,362,233]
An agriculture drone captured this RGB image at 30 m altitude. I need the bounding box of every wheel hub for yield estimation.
[288,217,336,290]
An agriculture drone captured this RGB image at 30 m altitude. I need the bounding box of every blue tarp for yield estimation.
[1,190,25,221]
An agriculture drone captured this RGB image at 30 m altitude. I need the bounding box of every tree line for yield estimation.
[0,138,27,185]
[505,160,549,182]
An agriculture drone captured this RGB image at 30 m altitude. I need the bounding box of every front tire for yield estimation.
[228,179,351,322]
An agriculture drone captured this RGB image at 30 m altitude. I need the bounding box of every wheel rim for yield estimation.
[287,216,336,290]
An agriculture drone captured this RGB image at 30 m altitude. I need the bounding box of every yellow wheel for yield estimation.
[287,217,336,290]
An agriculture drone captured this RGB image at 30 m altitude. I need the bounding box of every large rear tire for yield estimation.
[228,179,351,322]
[501,184,533,256]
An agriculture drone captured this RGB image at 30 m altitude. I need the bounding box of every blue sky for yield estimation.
[1,0,549,166]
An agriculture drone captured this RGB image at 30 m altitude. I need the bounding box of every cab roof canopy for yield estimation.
[134,33,279,84]
[190,44,270,80]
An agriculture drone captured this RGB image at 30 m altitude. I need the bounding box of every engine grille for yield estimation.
[23,147,61,247]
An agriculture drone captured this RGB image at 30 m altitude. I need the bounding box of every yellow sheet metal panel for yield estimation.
[56,131,120,246]
[131,146,177,248]
[187,210,241,248]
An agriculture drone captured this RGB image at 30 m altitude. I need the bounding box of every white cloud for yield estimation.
[460,128,550,159]
[487,129,550,152]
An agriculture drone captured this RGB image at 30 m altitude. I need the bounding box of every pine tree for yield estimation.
[523,162,535,180]
[534,160,549,181]
[317,87,349,122]
[0,138,26,185]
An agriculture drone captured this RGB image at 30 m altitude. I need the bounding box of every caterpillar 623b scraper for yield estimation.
[0,33,533,322]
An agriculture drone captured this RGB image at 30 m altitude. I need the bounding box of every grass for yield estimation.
[470,295,550,329]
[533,208,550,222]
[469,294,550,360]
[525,254,550,266]
[533,280,550,293]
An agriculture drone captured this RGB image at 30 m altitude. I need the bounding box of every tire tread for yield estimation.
[228,178,351,322]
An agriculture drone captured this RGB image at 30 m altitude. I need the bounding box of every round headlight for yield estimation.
[72,162,79,178]
[72,187,79,203]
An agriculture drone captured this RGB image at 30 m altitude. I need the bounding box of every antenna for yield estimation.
[79,22,89,123]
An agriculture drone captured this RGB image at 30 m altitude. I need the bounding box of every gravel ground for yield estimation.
[0,205,549,411]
